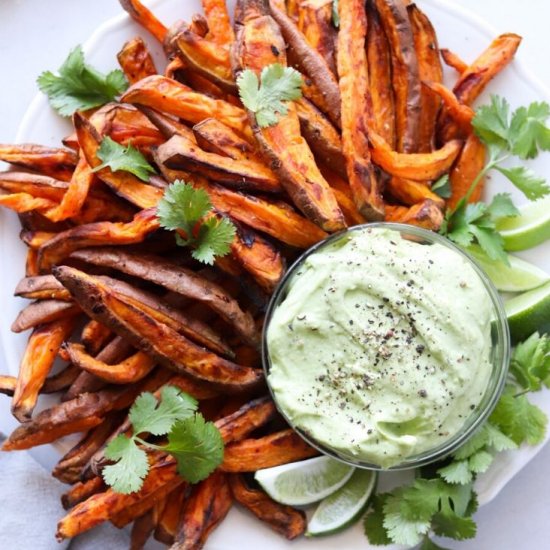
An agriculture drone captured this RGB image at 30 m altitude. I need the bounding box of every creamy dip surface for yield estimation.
[266,227,493,468]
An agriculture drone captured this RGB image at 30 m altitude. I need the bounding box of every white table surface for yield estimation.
[1,1,550,549]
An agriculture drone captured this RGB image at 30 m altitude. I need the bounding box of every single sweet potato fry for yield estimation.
[202,0,235,44]
[386,177,445,210]
[118,0,168,43]
[11,316,77,421]
[0,171,67,201]
[130,509,156,550]
[374,0,421,153]
[62,477,107,510]
[0,144,77,181]
[369,131,462,181]
[337,0,384,220]
[70,247,259,347]
[53,266,263,390]
[0,192,57,214]
[81,319,112,355]
[408,3,443,152]
[221,429,319,472]
[11,300,80,333]
[233,0,345,232]
[117,36,158,84]
[423,81,474,135]
[192,118,257,160]
[440,48,468,74]
[385,199,443,230]
[366,0,396,148]
[173,471,232,550]
[448,133,486,208]
[154,486,187,544]
[229,475,306,539]
[14,274,72,301]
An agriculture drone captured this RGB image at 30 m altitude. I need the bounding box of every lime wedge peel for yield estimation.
[306,469,378,537]
[254,456,355,506]
[467,246,549,293]
[496,197,550,251]
[505,279,550,343]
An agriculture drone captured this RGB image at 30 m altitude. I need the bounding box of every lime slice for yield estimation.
[467,246,549,292]
[496,197,550,251]
[254,456,355,506]
[505,279,550,343]
[306,469,378,537]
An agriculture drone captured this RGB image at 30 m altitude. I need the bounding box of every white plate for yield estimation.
[1,0,550,548]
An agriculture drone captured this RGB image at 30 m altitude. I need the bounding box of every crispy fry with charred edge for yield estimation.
[0,144,77,181]
[385,199,443,230]
[121,75,252,140]
[117,36,158,84]
[53,266,263,390]
[448,133,486,208]
[130,509,156,550]
[118,0,167,43]
[11,316,77,422]
[74,113,163,209]
[440,48,468,74]
[57,454,178,539]
[139,106,196,141]
[44,156,95,222]
[3,369,172,451]
[320,166,367,225]
[65,343,155,384]
[408,3,443,152]
[0,376,16,396]
[194,179,328,248]
[0,365,80,397]
[294,98,346,177]
[233,0,345,232]
[268,0,341,128]
[438,33,521,143]
[366,0,396,148]
[37,207,159,272]
[297,0,337,75]
[222,429,319,472]
[374,0,421,153]
[369,131,462,181]
[192,117,256,159]
[81,320,112,355]
[337,0,384,220]
[156,134,282,193]
[14,274,71,301]
[11,300,80,333]
[173,471,232,550]
[62,477,106,509]
[155,486,187,544]
[386,177,445,210]
[202,0,235,44]
[70,247,259,347]
[0,171,67,200]
[229,475,306,539]
[174,26,236,93]
[423,81,474,135]
[0,192,57,213]
[53,413,124,483]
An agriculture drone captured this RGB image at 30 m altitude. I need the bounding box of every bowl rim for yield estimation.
[261,222,511,471]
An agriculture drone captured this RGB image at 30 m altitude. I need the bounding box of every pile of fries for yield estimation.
[0,0,521,547]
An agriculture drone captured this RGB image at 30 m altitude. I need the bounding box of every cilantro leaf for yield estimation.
[484,423,517,452]
[432,175,452,199]
[420,538,451,550]
[490,387,548,445]
[237,63,303,128]
[157,181,236,264]
[37,45,128,116]
[510,332,550,391]
[485,192,520,219]
[432,511,477,541]
[383,492,431,547]
[130,386,197,436]
[437,460,473,485]
[468,450,494,474]
[399,479,442,522]
[452,426,490,460]
[495,166,550,200]
[509,101,550,159]
[164,414,224,483]
[363,495,392,546]
[472,95,511,147]
[103,435,149,494]
[92,137,156,181]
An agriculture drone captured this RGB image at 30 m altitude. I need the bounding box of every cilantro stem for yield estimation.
[134,436,165,451]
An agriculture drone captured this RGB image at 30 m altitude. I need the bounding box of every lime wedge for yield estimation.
[467,246,549,292]
[505,280,550,343]
[254,456,355,506]
[496,197,550,251]
[306,469,378,537]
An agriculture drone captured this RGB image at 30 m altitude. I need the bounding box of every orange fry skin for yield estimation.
[117,36,158,84]
[118,0,167,43]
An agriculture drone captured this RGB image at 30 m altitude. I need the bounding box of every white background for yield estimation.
[1,1,550,548]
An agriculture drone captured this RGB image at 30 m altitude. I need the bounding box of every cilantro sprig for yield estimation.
[92,137,157,181]
[332,0,340,28]
[237,63,303,128]
[363,331,549,548]
[102,386,224,494]
[157,181,236,265]
[441,95,550,262]
[37,45,128,116]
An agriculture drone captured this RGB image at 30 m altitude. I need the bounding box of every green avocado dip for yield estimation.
[266,226,493,468]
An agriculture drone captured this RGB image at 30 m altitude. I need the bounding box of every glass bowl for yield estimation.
[262,222,510,471]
